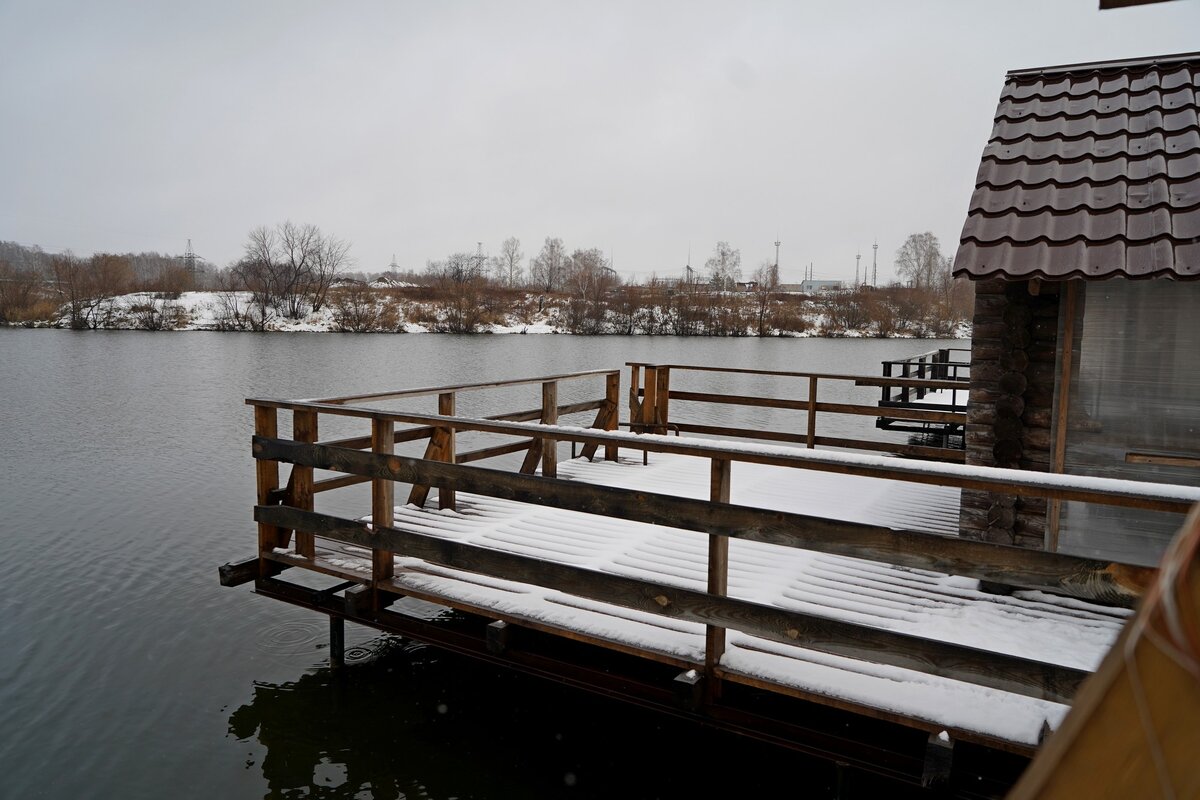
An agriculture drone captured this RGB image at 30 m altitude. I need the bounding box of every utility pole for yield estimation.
[872,239,878,287]
[175,239,204,290]
[773,237,781,286]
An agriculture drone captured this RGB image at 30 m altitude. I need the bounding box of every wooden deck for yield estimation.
[221,363,1200,794]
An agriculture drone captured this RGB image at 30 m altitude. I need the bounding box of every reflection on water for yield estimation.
[229,632,927,800]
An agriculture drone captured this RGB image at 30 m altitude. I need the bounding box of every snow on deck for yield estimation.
[315,449,1130,747]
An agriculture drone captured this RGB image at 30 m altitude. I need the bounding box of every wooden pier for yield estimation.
[220,363,1200,796]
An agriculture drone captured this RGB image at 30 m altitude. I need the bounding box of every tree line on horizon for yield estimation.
[0,228,972,336]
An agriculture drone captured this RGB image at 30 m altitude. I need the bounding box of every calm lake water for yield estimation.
[0,329,963,799]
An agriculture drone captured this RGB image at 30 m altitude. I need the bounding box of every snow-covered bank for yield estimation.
[15,290,971,338]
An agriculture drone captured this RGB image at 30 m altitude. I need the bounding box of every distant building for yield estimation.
[779,279,843,293]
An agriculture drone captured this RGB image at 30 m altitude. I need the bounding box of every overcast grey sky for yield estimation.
[2,0,1198,285]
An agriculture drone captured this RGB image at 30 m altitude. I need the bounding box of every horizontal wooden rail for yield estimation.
[313,368,619,405]
[667,390,965,425]
[256,503,1090,704]
[310,438,538,494]
[321,399,603,450]
[668,423,965,462]
[625,362,966,391]
[244,401,1200,515]
[1125,452,1200,469]
[253,437,1159,605]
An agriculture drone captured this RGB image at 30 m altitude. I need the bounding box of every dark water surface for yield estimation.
[0,330,958,799]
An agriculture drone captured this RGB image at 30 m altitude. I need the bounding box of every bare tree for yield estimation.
[231,221,352,320]
[705,241,741,290]
[562,248,620,333]
[529,236,567,293]
[894,232,951,291]
[495,237,523,287]
[750,260,779,336]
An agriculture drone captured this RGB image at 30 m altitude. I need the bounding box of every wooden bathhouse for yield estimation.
[953,50,1200,567]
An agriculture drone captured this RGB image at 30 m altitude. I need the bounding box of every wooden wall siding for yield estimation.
[960,279,1061,548]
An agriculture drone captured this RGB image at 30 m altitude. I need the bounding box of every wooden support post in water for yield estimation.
[255,406,284,566]
[541,381,558,478]
[292,409,317,558]
[807,376,818,449]
[705,457,731,701]
[329,615,345,671]
[372,419,395,585]
[438,392,456,511]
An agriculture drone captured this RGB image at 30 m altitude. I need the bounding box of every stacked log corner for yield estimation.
[959,279,1058,548]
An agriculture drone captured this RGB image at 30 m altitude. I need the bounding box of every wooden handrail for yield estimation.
[312,368,619,405]
[244,399,1200,515]
[625,361,966,389]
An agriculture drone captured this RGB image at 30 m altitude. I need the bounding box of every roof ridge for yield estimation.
[1006,51,1200,78]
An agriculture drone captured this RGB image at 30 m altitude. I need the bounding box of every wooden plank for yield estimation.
[518,438,542,475]
[438,392,456,511]
[811,436,967,462]
[624,361,967,390]
[371,418,395,582]
[252,438,1161,605]
[258,504,1090,703]
[457,438,538,464]
[291,409,317,558]
[1006,507,1200,799]
[669,390,966,424]
[1125,452,1200,468]
[640,366,657,433]
[655,367,670,434]
[807,376,818,449]
[314,368,619,405]
[254,405,284,559]
[604,371,620,461]
[243,403,1199,514]
[541,381,558,478]
[320,399,603,450]
[664,423,966,461]
[706,458,731,684]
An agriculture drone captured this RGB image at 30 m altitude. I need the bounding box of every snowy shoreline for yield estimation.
[7,290,972,339]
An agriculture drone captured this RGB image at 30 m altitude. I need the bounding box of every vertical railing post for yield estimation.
[639,366,657,464]
[901,361,911,403]
[640,366,658,434]
[439,392,456,511]
[541,380,558,478]
[705,457,731,700]
[292,408,317,559]
[655,366,670,435]
[371,418,395,587]
[605,372,620,461]
[917,355,928,400]
[628,364,642,429]
[254,405,282,570]
[807,377,818,449]
[881,362,891,404]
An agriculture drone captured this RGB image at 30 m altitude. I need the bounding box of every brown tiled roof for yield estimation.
[953,52,1200,281]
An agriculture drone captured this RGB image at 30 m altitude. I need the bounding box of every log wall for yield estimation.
[959,279,1061,548]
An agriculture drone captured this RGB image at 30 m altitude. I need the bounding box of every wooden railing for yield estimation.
[234,381,1200,712]
[880,347,971,406]
[626,362,969,462]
